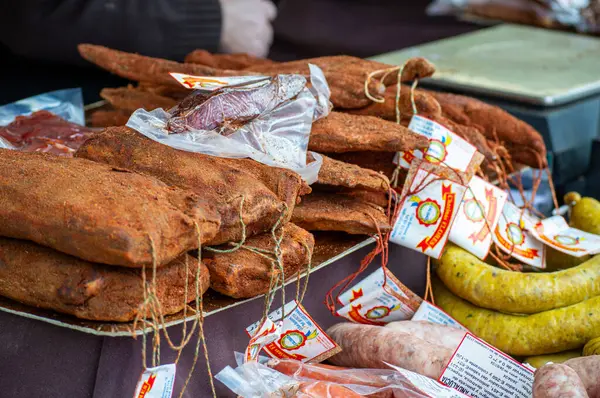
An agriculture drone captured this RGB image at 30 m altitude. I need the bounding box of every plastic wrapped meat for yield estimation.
[0,110,96,156]
[167,75,306,134]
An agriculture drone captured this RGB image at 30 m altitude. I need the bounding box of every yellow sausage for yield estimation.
[524,350,581,369]
[583,337,600,356]
[435,244,600,314]
[433,278,600,356]
[568,192,600,235]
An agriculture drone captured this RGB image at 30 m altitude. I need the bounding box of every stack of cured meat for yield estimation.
[0,44,548,323]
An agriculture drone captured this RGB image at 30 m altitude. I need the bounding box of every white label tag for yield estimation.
[391,167,467,259]
[532,215,600,257]
[411,301,468,331]
[493,202,546,269]
[439,334,534,398]
[385,362,469,398]
[450,176,508,260]
[246,301,340,363]
[244,318,281,363]
[169,73,270,91]
[133,364,176,398]
[397,116,477,172]
[337,287,418,325]
[337,267,421,306]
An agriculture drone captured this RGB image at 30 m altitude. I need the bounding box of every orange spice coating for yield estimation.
[291,193,391,235]
[309,112,429,154]
[184,49,276,70]
[100,86,178,112]
[0,148,220,267]
[76,127,309,246]
[204,223,314,298]
[317,154,390,193]
[0,237,208,322]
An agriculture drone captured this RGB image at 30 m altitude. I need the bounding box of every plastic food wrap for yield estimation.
[427,0,600,34]
[127,65,330,184]
[0,88,95,156]
[215,358,468,398]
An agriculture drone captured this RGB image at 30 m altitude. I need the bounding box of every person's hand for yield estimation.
[220,0,277,58]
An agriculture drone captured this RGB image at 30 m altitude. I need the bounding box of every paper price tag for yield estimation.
[385,362,469,398]
[169,73,270,91]
[391,165,467,259]
[337,287,418,325]
[338,267,421,307]
[133,364,176,398]
[493,201,546,269]
[397,116,478,173]
[244,317,281,363]
[450,176,508,260]
[246,301,340,363]
[411,301,468,331]
[439,333,534,398]
[532,215,600,257]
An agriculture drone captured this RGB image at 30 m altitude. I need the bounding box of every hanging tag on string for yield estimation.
[531,215,600,257]
[395,116,483,179]
[449,176,508,260]
[390,160,467,259]
[246,300,340,363]
[493,201,546,269]
[336,268,422,325]
[244,317,282,363]
[133,364,176,398]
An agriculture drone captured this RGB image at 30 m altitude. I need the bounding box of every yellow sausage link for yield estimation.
[583,337,600,357]
[435,245,600,314]
[433,278,600,356]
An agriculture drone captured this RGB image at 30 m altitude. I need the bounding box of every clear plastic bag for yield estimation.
[0,88,95,156]
[0,88,84,126]
[215,356,467,398]
[126,65,330,184]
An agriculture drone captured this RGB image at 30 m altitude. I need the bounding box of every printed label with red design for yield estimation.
[532,215,600,257]
[133,364,176,398]
[246,301,340,363]
[449,176,508,260]
[411,301,468,331]
[493,202,546,268]
[439,333,533,398]
[336,268,422,325]
[169,72,270,91]
[244,317,281,363]
[391,167,467,259]
[394,116,477,172]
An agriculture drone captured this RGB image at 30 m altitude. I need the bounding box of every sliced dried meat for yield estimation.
[76,127,308,246]
[317,154,390,193]
[184,49,276,70]
[291,193,391,235]
[204,223,314,298]
[167,75,305,133]
[0,149,220,267]
[425,90,547,168]
[0,110,96,156]
[100,86,178,113]
[0,237,208,322]
[309,112,429,153]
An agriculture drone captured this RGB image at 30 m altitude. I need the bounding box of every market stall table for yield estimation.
[0,235,427,398]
